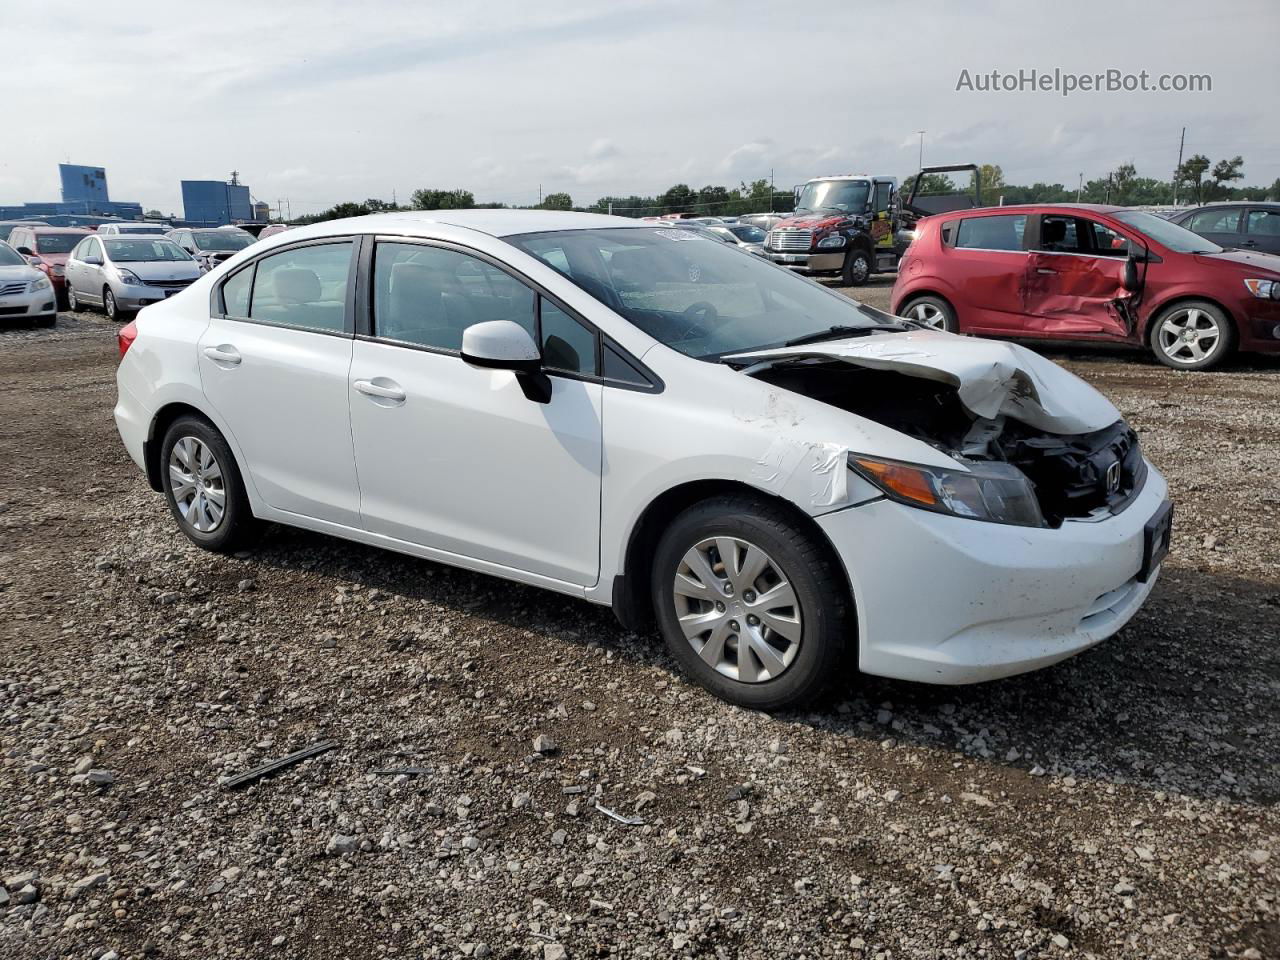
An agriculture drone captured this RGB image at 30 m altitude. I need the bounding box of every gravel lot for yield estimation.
[2,283,1278,960]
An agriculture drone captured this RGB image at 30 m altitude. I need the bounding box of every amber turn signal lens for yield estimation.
[850,457,939,507]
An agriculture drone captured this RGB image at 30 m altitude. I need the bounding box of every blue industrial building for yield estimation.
[0,161,144,222]
[60,164,110,204]
[181,180,252,226]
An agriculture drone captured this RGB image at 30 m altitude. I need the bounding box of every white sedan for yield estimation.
[0,239,58,326]
[114,211,1172,710]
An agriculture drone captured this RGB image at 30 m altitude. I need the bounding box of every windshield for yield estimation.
[116,225,167,235]
[35,234,82,254]
[728,224,766,243]
[0,243,25,267]
[796,179,870,214]
[1112,211,1224,254]
[105,239,192,262]
[507,227,880,358]
[192,231,253,252]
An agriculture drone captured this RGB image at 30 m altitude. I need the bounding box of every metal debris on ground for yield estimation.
[372,767,431,776]
[594,801,645,826]
[223,740,338,790]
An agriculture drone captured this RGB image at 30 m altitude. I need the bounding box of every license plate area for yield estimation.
[1138,500,1173,582]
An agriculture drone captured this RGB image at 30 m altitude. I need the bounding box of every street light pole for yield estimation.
[917,130,925,171]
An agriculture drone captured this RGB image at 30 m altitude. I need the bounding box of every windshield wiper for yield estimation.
[781,323,906,347]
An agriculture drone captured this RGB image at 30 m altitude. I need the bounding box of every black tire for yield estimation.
[1148,300,1236,371]
[651,494,850,710]
[841,245,872,286]
[160,415,258,553]
[66,283,81,313]
[900,294,959,333]
[103,287,121,321]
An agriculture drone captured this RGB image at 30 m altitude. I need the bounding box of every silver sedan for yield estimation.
[64,235,203,320]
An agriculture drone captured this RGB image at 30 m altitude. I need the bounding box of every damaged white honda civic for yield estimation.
[115,211,1173,710]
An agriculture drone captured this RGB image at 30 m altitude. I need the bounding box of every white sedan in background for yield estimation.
[0,239,58,326]
[114,211,1172,710]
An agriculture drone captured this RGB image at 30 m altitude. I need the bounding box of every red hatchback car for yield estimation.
[891,204,1280,370]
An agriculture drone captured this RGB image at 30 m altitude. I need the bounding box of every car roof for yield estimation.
[23,225,91,234]
[284,209,643,241]
[955,203,1127,215]
[1177,200,1279,208]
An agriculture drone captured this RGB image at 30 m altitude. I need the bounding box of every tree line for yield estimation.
[293,178,794,225]
[912,157,1276,207]
[293,157,1277,225]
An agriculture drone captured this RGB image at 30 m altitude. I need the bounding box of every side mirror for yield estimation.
[1122,256,1140,292]
[461,320,551,403]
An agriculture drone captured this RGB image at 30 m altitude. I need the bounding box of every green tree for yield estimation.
[1109,162,1137,204]
[660,184,696,214]
[410,188,475,210]
[903,172,956,197]
[540,192,573,211]
[1175,154,1211,203]
[1208,156,1244,200]
[972,164,1005,201]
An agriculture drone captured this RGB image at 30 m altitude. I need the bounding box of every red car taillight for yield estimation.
[118,320,137,358]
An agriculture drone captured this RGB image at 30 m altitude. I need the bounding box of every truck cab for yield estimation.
[764,175,899,286]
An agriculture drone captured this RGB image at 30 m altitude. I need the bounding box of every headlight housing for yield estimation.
[30,276,51,292]
[1243,278,1280,301]
[849,454,1046,528]
[116,267,142,285]
[817,234,847,249]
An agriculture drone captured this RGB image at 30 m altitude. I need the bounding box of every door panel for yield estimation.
[941,213,1030,333]
[1020,252,1130,337]
[198,318,361,524]
[1182,208,1243,250]
[350,341,603,585]
[1244,209,1280,255]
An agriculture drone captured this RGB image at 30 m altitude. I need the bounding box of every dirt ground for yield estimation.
[2,280,1278,960]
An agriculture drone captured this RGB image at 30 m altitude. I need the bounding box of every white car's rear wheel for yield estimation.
[160,416,258,552]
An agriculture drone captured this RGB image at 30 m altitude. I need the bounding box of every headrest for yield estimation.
[273,267,320,303]
[1042,219,1067,243]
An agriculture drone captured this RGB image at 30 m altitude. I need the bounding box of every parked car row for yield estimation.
[889,203,1280,370]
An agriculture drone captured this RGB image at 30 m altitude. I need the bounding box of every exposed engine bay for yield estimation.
[748,358,1145,526]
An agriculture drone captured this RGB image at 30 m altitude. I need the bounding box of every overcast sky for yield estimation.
[4,0,1277,216]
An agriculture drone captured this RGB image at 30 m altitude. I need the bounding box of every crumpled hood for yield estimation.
[727,330,1121,435]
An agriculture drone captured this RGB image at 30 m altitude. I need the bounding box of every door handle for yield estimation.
[1036,267,1057,275]
[203,345,241,365]
[353,378,406,403]
[1241,239,1257,247]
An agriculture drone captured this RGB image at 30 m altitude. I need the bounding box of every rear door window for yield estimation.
[954,214,1027,251]
[248,241,353,333]
[1246,209,1280,236]
[1187,208,1242,235]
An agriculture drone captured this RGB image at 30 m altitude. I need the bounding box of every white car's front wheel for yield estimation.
[66,283,80,312]
[652,495,850,710]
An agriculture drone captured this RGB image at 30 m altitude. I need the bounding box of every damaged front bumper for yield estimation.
[818,460,1169,684]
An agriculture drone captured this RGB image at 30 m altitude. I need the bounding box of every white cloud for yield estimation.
[0,0,1276,212]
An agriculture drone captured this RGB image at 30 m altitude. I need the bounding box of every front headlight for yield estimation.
[30,276,51,292]
[1244,278,1280,301]
[817,234,847,249]
[849,454,1046,528]
[116,268,142,285]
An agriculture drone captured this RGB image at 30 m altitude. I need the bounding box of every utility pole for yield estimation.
[1172,125,1186,205]
[538,184,542,206]
[769,168,775,212]
[917,130,925,171]
[1076,172,1083,203]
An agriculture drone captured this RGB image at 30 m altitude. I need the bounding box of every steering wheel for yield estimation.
[679,300,720,338]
